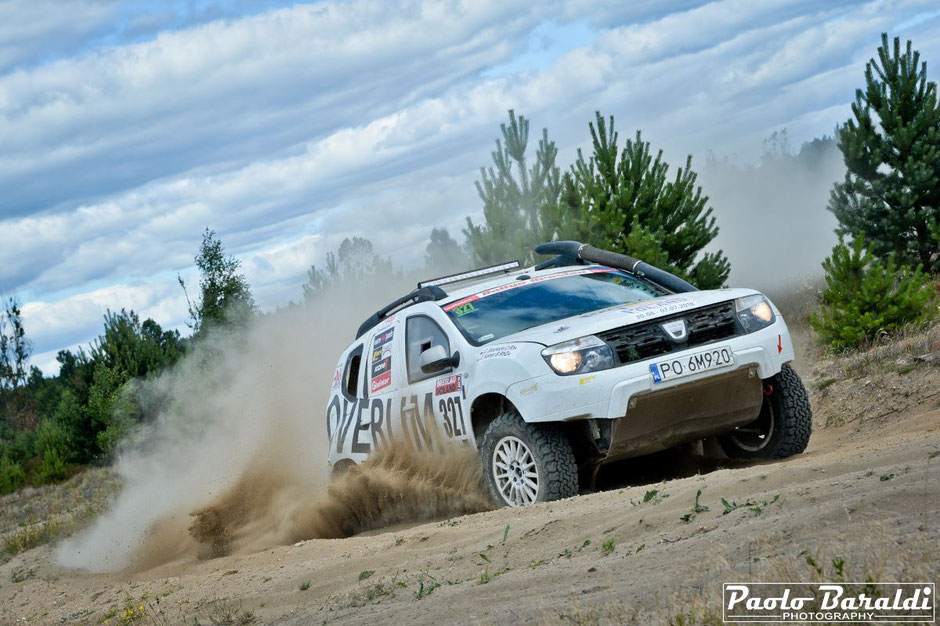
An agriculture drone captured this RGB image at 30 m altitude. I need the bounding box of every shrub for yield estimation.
[85,363,140,458]
[810,236,935,350]
[34,419,69,459]
[0,431,33,465]
[35,448,67,485]
[0,456,26,494]
[54,388,113,464]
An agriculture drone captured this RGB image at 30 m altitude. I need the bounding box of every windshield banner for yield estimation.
[442,267,615,312]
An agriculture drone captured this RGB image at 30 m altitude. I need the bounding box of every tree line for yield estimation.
[0,228,255,493]
[1,31,937,494]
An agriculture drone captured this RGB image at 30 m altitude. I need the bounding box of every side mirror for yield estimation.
[419,345,460,374]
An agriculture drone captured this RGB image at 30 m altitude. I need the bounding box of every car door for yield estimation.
[400,312,471,453]
[361,317,403,454]
[325,316,404,463]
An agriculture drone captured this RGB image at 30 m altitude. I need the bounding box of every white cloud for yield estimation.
[0,0,118,73]
[20,280,189,358]
[0,0,547,217]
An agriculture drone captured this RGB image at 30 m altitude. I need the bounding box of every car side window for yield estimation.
[343,345,363,399]
[406,315,451,383]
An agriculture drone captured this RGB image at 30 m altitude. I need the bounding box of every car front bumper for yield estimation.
[506,318,793,424]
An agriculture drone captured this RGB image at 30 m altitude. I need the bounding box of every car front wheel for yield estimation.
[718,364,812,460]
[480,411,578,507]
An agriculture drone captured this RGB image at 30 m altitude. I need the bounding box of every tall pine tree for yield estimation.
[829,33,939,273]
[464,111,562,265]
[557,113,730,289]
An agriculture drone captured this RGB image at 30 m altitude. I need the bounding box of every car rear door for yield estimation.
[326,316,403,462]
[362,317,403,453]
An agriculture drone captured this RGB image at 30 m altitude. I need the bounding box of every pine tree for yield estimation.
[464,111,562,265]
[558,113,730,288]
[89,310,182,378]
[829,33,939,273]
[178,228,256,333]
[809,235,934,350]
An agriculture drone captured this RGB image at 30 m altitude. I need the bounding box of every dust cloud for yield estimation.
[54,277,487,573]
[700,140,845,292]
[188,442,492,560]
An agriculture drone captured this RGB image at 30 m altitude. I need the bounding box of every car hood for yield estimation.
[494,288,760,347]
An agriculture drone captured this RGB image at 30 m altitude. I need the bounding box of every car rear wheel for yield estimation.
[480,411,578,507]
[718,364,812,460]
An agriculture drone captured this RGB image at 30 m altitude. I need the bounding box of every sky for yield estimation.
[2,0,939,374]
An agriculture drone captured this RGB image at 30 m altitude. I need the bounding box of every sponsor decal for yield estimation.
[443,295,480,312]
[369,327,395,393]
[372,357,391,377]
[372,345,391,366]
[618,295,699,322]
[578,375,596,386]
[476,343,520,361]
[435,374,461,396]
[518,382,538,396]
[374,328,395,346]
[722,582,935,623]
[370,370,392,393]
[331,367,342,389]
[442,267,615,312]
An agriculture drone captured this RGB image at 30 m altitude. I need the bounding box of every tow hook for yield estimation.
[762,383,774,396]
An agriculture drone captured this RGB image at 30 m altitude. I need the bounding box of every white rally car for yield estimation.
[325,241,811,507]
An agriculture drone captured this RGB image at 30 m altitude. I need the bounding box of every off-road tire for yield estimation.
[718,364,812,460]
[480,411,578,507]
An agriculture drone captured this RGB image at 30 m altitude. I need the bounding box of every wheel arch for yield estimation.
[330,458,357,479]
[469,392,516,445]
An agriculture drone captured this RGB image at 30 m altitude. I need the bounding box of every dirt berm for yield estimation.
[1,340,938,624]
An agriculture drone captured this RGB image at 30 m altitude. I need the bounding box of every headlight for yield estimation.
[542,335,615,375]
[735,294,776,332]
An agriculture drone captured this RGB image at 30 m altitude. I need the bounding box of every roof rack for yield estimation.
[417,260,521,289]
[354,260,522,340]
[355,285,448,339]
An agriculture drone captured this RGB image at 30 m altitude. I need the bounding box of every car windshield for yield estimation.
[442,269,664,345]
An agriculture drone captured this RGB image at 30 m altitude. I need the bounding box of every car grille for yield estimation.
[597,301,740,364]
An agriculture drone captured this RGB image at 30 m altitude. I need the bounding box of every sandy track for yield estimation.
[2,365,938,624]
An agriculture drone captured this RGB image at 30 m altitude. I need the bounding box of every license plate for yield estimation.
[649,345,734,383]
